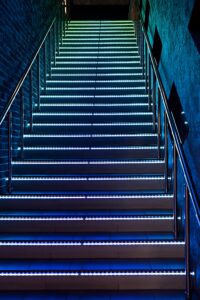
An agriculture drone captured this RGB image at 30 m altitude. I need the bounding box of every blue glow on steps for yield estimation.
[33,112,152,116]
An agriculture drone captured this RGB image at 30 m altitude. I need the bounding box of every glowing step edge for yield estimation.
[0,194,174,200]
[32,122,154,126]
[11,176,167,181]
[52,61,140,65]
[0,241,185,246]
[0,216,173,221]
[43,87,145,91]
[0,194,173,199]
[13,160,164,165]
[0,271,186,277]
[24,134,158,138]
[51,67,142,70]
[33,112,152,116]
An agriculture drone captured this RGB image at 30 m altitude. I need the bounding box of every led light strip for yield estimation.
[43,87,145,91]
[58,51,138,55]
[32,122,154,127]
[0,194,173,200]
[11,176,166,181]
[49,73,143,77]
[46,78,145,83]
[40,95,147,100]
[33,112,152,116]
[13,160,164,165]
[51,66,142,70]
[52,61,140,65]
[55,56,140,60]
[0,271,186,277]
[24,134,158,138]
[0,216,173,221]
[0,241,185,246]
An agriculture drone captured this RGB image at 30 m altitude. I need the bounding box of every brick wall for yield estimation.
[0,0,59,192]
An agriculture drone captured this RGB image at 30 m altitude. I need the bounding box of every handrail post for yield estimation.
[173,144,178,239]
[53,22,56,66]
[37,53,41,111]
[20,88,24,159]
[43,42,47,94]
[49,31,52,79]
[164,112,168,193]
[145,42,147,93]
[152,72,156,132]
[8,111,12,193]
[148,54,152,111]
[29,69,33,132]
[185,185,191,299]
[157,87,161,159]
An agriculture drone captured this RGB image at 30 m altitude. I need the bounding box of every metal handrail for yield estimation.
[139,20,200,224]
[0,2,62,127]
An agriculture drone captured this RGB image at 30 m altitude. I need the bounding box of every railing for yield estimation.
[0,1,69,193]
[134,15,200,299]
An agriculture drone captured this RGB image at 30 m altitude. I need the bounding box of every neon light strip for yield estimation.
[58,51,138,55]
[44,87,145,91]
[24,134,157,138]
[51,67,142,70]
[32,122,154,126]
[11,176,166,181]
[0,241,184,246]
[44,79,146,84]
[40,95,147,100]
[52,61,140,65]
[33,112,152,116]
[0,194,173,200]
[49,73,143,77]
[0,216,173,221]
[13,160,164,165]
[0,271,186,276]
[56,56,140,60]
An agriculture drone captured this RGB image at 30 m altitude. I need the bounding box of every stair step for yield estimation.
[48,73,144,80]
[30,123,155,134]
[33,112,153,123]
[0,215,174,233]
[46,79,145,87]
[0,194,173,211]
[0,270,185,291]
[21,145,161,159]
[11,175,167,192]
[13,160,165,175]
[0,241,185,259]
[37,102,150,113]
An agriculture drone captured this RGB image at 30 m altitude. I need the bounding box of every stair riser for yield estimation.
[0,244,184,259]
[37,105,150,113]
[30,125,155,135]
[12,179,166,192]
[46,81,145,88]
[0,219,173,233]
[0,275,185,291]
[42,88,146,95]
[51,68,143,75]
[33,114,153,123]
[0,197,173,211]
[13,163,165,175]
[40,96,148,103]
[48,74,144,80]
[21,149,161,159]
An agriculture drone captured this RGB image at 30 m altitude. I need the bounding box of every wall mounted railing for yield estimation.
[133,13,200,299]
[0,1,69,193]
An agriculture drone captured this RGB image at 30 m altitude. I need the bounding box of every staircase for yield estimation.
[0,20,186,298]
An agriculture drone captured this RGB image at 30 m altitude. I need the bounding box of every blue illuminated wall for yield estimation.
[140,0,200,296]
[0,0,58,191]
